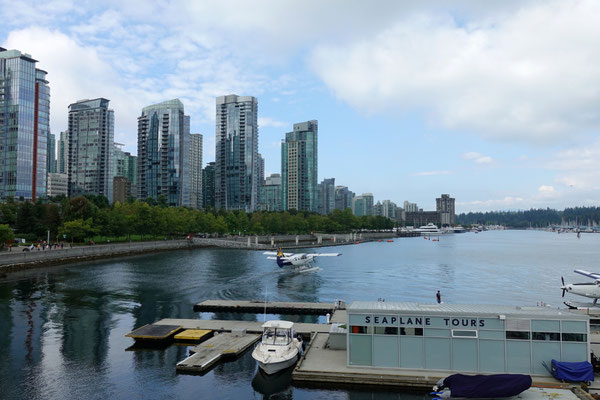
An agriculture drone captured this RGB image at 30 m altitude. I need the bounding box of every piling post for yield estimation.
[271,237,274,247]
[247,237,251,248]
[296,235,299,246]
[317,235,322,244]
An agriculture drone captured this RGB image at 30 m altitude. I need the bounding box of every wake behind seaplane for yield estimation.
[263,248,341,272]
[561,269,600,308]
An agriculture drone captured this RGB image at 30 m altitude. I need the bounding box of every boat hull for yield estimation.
[256,354,298,375]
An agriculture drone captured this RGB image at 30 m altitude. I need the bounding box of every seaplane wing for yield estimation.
[305,253,341,257]
[574,269,600,281]
[263,251,294,257]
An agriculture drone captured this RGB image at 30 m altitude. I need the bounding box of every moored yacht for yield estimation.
[413,223,442,235]
[252,321,303,375]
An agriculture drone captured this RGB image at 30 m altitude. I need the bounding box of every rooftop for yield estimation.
[348,301,588,320]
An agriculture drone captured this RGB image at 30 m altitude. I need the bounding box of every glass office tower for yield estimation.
[137,99,190,207]
[215,95,259,212]
[281,120,318,212]
[67,98,114,202]
[0,48,50,200]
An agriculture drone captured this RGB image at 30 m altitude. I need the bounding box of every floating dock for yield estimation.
[176,332,260,373]
[174,329,212,343]
[125,324,182,341]
[193,299,340,315]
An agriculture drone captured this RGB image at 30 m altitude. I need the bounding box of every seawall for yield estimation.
[0,232,396,273]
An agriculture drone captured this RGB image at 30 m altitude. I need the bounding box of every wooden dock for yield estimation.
[153,318,332,339]
[176,332,260,373]
[193,299,340,315]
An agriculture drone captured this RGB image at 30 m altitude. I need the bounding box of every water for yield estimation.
[1,230,598,399]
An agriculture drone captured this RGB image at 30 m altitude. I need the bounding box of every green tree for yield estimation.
[59,218,98,242]
[0,224,14,248]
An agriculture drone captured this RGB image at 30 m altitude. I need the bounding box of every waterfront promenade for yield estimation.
[0,232,395,272]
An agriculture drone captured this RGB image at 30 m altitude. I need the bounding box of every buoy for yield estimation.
[355,241,360,244]
[387,240,393,242]
[378,240,382,242]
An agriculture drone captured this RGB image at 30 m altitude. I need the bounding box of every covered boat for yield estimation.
[251,321,303,375]
[432,374,531,399]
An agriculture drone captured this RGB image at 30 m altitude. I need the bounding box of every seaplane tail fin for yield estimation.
[574,269,600,280]
[306,253,341,257]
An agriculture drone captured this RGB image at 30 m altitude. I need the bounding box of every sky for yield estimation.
[1,0,600,213]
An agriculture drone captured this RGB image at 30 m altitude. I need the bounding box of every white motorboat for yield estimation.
[413,223,442,235]
[252,321,303,375]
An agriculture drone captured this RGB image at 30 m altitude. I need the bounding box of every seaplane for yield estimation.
[561,269,600,308]
[263,248,341,272]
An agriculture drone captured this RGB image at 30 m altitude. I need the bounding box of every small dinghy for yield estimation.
[431,374,531,399]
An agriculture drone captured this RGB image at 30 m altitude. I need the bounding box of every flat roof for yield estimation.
[348,301,588,320]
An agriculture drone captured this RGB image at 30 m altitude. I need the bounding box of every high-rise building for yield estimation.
[113,176,130,204]
[202,161,216,208]
[190,133,203,209]
[353,193,374,216]
[137,99,190,207]
[259,173,282,211]
[257,153,265,186]
[47,133,56,173]
[0,48,50,200]
[436,193,456,226]
[57,130,68,174]
[113,143,126,178]
[47,173,68,197]
[123,152,137,200]
[403,200,419,212]
[318,178,335,215]
[215,95,259,212]
[381,200,397,219]
[334,186,355,211]
[67,98,114,201]
[281,120,318,212]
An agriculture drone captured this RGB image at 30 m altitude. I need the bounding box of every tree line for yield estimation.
[457,207,600,228]
[0,195,395,245]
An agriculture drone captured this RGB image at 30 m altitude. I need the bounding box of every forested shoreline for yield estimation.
[0,195,395,245]
[457,207,600,228]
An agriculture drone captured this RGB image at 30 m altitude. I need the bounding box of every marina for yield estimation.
[193,299,340,314]
[122,297,600,397]
[3,230,600,399]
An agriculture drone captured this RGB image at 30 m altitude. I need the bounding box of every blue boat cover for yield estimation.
[442,374,532,398]
[551,359,594,382]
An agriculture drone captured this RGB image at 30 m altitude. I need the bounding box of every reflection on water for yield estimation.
[1,230,599,399]
[252,367,293,398]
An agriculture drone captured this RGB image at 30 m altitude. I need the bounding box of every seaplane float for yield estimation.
[561,269,600,308]
[263,248,341,272]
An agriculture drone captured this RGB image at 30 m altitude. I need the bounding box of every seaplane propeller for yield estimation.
[561,276,566,298]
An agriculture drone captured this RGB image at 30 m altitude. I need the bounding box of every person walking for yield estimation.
[436,290,441,304]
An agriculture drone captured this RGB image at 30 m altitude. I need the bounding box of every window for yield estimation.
[452,330,477,338]
[400,327,423,336]
[351,326,372,334]
[532,332,560,341]
[506,331,530,340]
[561,333,587,342]
[374,327,398,335]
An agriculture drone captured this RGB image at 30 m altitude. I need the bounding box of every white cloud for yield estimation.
[258,117,288,128]
[463,152,493,164]
[310,0,600,143]
[412,170,450,176]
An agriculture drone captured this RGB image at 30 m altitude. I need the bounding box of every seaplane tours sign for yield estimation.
[357,315,491,328]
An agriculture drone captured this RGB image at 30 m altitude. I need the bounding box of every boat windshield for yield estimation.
[262,327,292,345]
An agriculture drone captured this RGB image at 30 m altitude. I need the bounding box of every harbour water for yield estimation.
[1,230,598,399]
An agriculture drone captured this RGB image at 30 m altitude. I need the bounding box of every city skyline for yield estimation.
[2,2,600,212]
